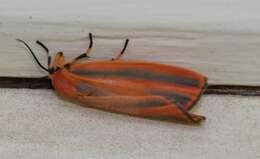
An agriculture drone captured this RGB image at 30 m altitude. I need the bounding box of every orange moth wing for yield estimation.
[51,60,207,123]
[17,34,207,124]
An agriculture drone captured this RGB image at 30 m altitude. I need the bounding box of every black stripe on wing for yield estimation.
[149,89,190,106]
[71,69,200,87]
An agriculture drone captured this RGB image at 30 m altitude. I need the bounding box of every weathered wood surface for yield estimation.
[0,89,260,158]
[1,0,260,85]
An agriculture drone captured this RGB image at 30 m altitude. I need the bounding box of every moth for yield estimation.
[17,33,207,124]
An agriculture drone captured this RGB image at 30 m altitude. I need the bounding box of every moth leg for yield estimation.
[64,33,93,68]
[111,39,129,61]
[189,114,206,122]
[176,105,206,123]
[73,33,93,62]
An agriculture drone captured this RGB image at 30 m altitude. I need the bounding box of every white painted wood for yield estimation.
[1,0,260,85]
[0,89,260,158]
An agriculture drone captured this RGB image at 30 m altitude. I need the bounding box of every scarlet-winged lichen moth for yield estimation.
[16,33,207,124]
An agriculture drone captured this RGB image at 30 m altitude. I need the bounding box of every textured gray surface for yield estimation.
[2,0,260,85]
[0,88,259,159]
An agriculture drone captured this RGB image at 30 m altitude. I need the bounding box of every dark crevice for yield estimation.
[0,77,52,89]
[0,77,260,96]
[205,85,260,96]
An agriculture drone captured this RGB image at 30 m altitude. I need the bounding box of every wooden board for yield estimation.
[0,89,260,158]
[1,0,260,85]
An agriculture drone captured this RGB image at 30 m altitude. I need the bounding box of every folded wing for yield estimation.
[68,61,207,123]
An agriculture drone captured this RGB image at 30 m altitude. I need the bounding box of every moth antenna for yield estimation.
[36,40,49,53]
[36,40,51,67]
[16,39,49,73]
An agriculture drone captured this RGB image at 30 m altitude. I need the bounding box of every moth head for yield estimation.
[49,52,65,74]
[16,39,65,75]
